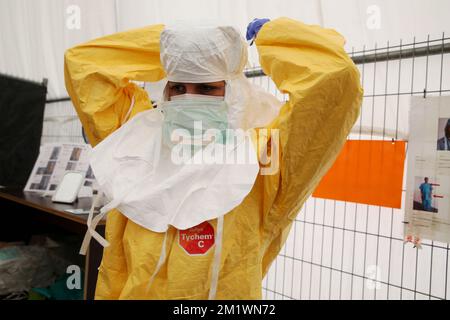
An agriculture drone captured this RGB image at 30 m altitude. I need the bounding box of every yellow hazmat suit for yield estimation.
[64,17,363,299]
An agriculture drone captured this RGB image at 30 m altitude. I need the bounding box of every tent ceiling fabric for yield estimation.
[0,0,449,100]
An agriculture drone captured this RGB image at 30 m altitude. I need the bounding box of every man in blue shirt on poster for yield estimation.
[419,177,433,211]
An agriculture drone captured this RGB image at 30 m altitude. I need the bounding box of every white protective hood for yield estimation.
[159,22,283,129]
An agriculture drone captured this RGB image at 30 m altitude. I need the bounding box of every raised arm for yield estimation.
[256,17,363,231]
[64,24,166,146]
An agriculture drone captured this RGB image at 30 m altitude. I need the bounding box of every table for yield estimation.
[0,188,105,300]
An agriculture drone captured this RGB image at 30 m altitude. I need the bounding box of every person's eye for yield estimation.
[171,84,186,94]
[200,85,216,93]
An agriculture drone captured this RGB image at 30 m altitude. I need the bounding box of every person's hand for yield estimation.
[246,18,270,45]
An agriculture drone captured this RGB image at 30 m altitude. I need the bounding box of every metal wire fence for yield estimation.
[40,33,450,300]
[41,100,84,145]
[256,34,450,300]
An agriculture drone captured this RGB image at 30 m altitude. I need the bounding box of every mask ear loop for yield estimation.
[122,95,135,124]
[147,81,169,110]
[223,79,234,128]
[224,79,231,103]
[208,215,224,300]
[163,82,170,102]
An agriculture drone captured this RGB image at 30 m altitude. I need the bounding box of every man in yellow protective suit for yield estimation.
[64,17,363,299]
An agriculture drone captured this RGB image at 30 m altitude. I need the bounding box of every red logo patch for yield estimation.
[178,221,215,255]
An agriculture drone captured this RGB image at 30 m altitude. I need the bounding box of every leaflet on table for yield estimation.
[23,143,96,197]
[404,96,450,244]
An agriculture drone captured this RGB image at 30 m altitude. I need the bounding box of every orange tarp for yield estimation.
[313,140,406,208]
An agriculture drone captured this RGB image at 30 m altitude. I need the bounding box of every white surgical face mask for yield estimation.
[161,99,228,148]
[170,93,225,101]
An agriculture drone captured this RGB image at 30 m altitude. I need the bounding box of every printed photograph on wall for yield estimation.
[437,118,450,151]
[413,176,438,213]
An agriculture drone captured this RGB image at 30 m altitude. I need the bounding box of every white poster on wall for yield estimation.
[24,143,96,197]
[404,96,450,245]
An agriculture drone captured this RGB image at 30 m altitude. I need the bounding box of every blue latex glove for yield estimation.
[246,18,270,45]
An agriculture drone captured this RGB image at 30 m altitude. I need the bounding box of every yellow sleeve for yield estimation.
[255,18,363,232]
[64,25,166,146]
